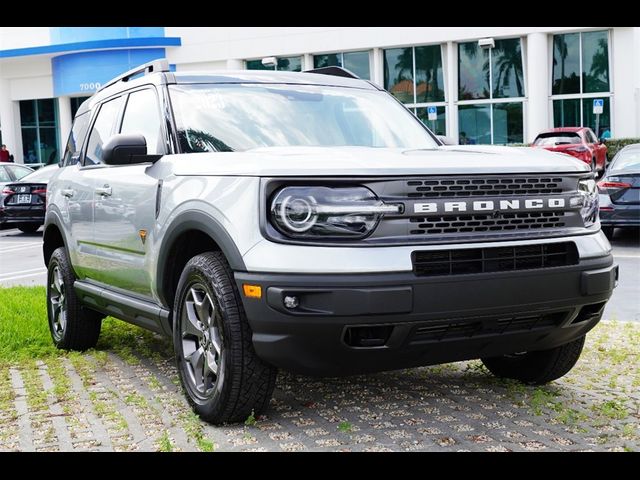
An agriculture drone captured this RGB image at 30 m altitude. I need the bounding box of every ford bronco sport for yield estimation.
[43,60,618,424]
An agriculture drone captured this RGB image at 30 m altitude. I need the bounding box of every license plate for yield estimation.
[17,194,32,204]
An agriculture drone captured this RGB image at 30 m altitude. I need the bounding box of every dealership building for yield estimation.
[0,27,638,165]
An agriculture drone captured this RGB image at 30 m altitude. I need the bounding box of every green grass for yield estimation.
[0,286,171,364]
[0,287,57,361]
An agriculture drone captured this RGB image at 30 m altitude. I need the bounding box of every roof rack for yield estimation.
[304,66,360,79]
[97,58,170,93]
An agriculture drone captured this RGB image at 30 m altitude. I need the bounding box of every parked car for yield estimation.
[43,60,616,424]
[0,165,57,233]
[598,143,640,239]
[532,127,607,174]
[0,163,34,190]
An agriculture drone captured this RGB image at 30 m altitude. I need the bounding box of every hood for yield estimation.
[169,145,591,177]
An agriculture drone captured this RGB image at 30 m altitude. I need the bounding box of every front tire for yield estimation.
[481,336,585,385]
[47,247,102,350]
[173,252,277,424]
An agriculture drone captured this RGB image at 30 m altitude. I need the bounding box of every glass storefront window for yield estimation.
[551,30,611,133]
[314,51,371,80]
[552,33,580,95]
[458,43,490,100]
[582,97,610,137]
[582,31,609,93]
[553,98,581,128]
[384,47,414,104]
[246,56,302,72]
[20,99,60,165]
[458,38,524,145]
[493,102,523,144]
[492,39,524,99]
[70,96,91,120]
[458,104,491,145]
[415,45,445,104]
[415,106,446,136]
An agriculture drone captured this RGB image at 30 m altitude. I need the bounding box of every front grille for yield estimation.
[406,177,564,198]
[409,211,566,235]
[412,242,578,277]
[411,311,568,343]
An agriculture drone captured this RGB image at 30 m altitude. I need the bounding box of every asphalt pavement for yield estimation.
[0,226,638,321]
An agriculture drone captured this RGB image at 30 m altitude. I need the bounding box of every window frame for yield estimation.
[61,110,92,168]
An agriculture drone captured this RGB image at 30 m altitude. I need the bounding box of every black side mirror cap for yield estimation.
[102,134,160,166]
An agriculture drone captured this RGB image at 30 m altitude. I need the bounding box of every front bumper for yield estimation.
[235,255,617,375]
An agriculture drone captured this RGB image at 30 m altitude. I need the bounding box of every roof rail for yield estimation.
[304,66,360,79]
[97,58,170,93]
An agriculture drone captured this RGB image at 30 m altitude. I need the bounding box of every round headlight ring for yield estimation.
[279,195,318,233]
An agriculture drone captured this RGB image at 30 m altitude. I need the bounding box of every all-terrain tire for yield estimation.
[481,335,586,385]
[173,251,277,424]
[47,247,103,350]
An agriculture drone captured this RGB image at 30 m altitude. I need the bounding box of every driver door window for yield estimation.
[84,96,124,166]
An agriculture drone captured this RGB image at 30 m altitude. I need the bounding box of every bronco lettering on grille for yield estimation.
[413,198,567,214]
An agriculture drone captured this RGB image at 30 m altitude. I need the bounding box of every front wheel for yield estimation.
[173,252,277,424]
[481,336,585,385]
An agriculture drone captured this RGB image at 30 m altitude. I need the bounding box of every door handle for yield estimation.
[95,185,112,197]
[61,188,75,198]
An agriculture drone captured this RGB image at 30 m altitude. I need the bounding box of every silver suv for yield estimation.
[44,60,617,424]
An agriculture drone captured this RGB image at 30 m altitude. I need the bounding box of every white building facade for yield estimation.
[1,26,638,165]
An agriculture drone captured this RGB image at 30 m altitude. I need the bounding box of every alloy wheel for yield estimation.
[181,283,224,398]
[49,265,67,341]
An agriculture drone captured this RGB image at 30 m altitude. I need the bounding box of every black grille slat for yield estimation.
[412,242,578,277]
[410,211,567,235]
[412,312,567,343]
[407,177,564,198]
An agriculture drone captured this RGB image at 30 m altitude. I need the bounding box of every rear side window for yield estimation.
[62,111,91,167]
[84,96,125,165]
[6,164,33,180]
[120,89,164,155]
[533,133,581,146]
[0,167,10,182]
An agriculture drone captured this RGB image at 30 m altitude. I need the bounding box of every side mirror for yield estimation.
[436,135,458,146]
[102,134,159,166]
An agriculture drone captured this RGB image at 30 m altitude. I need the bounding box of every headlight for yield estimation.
[572,178,599,227]
[270,186,401,239]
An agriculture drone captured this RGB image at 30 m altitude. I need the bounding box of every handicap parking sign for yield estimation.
[427,106,437,121]
[593,99,603,115]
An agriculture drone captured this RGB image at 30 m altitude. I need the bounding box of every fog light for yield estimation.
[283,295,299,309]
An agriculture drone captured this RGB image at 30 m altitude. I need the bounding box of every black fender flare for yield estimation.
[156,210,246,307]
[42,208,70,266]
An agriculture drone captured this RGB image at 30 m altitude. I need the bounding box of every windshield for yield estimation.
[533,133,582,146]
[169,84,438,152]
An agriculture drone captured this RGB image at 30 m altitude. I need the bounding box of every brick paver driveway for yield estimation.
[1,320,638,452]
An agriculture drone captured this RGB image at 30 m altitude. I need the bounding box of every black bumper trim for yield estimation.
[235,255,616,375]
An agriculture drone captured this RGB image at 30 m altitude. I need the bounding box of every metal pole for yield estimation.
[595,113,600,138]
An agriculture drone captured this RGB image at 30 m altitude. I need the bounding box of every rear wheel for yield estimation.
[18,223,40,234]
[173,252,277,424]
[481,336,585,385]
[47,247,103,350]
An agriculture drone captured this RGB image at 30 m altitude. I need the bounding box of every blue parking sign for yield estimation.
[593,99,603,114]
[427,106,437,121]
